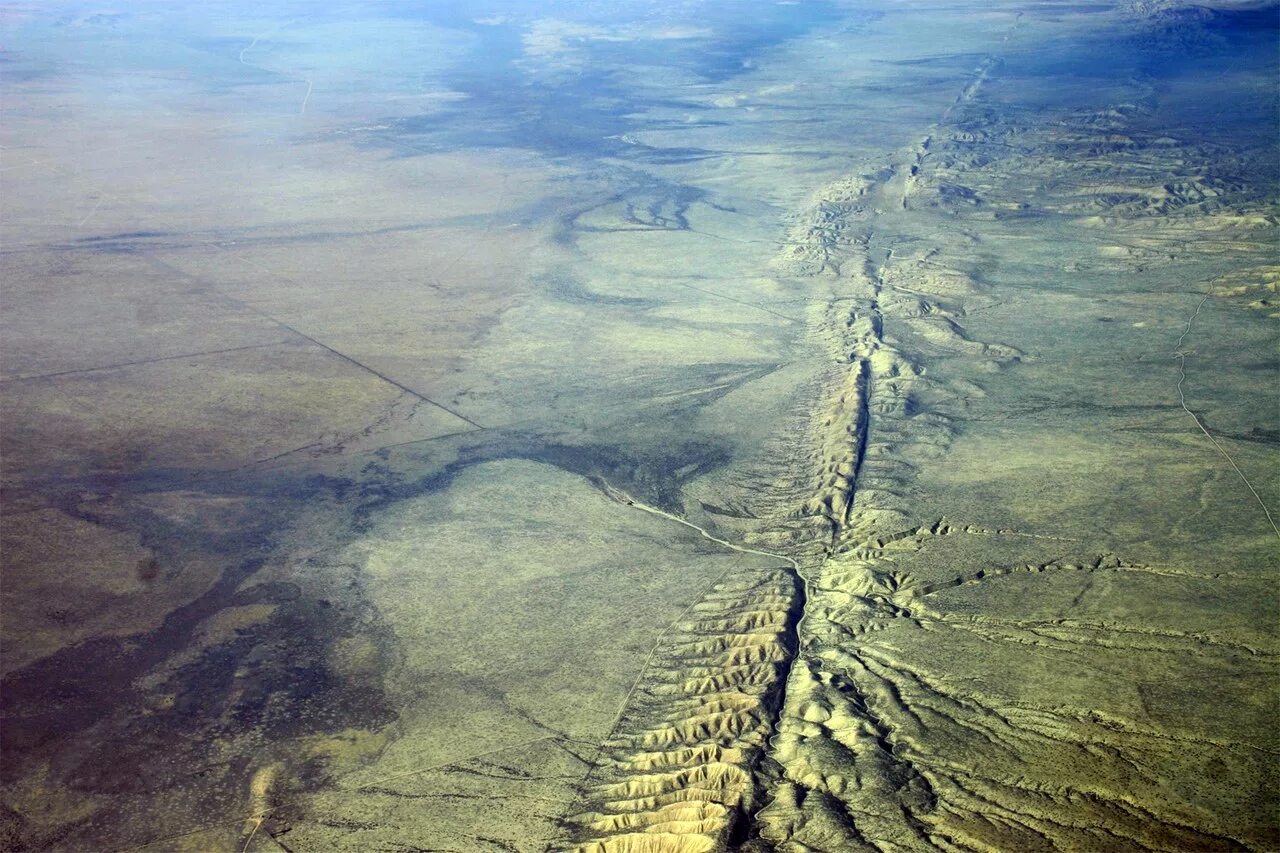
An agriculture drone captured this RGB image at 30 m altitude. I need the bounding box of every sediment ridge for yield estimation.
[563,12,1279,848]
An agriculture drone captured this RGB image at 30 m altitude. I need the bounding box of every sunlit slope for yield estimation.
[752,7,1280,851]
[569,3,1279,850]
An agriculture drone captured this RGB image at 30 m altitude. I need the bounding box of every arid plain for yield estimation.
[1,1,1277,851]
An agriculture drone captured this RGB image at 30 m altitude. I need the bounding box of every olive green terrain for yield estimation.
[1,1,1276,851]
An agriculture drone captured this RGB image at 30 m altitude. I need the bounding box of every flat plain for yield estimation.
[1,1,1276,851]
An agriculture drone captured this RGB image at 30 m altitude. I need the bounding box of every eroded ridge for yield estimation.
[762,206,1017,556]
[564,567,804,852]
[752,17,1279,851]
[564,7,1278,848]
[756,523,1278,851]
[752,181,1018,852]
